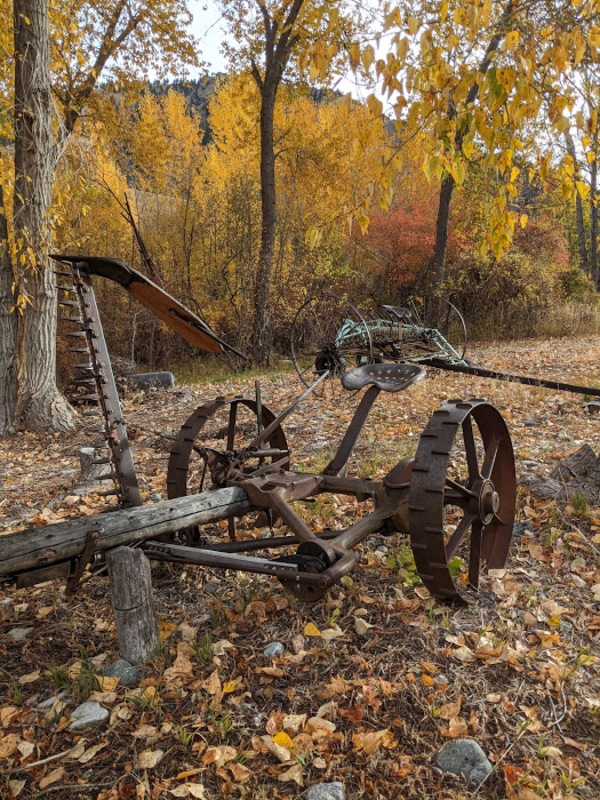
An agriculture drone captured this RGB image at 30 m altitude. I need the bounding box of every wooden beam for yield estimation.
[0,487,250,579]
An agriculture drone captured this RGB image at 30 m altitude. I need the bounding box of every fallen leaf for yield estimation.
[448,716,469,737]
[0,733,19,759]
[16,740,35,759]
[273,731,295,753]
[277,763,304,785]
[97,675,120,692]
[8,779,26,798]
[138,749,164,769]
[202,669,221,696]
[353,728,395,756]
[39,767,65,789]
[132,724,159,740]
[261,734,292,763]
[228,762,252,782]
[213,639,235,656]
[79,742,107,763]
[159,620,177,639]
[169,784,208,798]
[438,699,462,720]
[354,617,374,636]
[18,670,40,685]
[282,713,307,735]
[202,745,237,767]
[304,622,322,637]
[321,625,344,641]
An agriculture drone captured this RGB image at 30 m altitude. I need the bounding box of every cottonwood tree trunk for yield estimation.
[249,0,304,366]
[565,131,589,276]
[0,187,17,436]
[590,136,599,291]
[428,0,516,322]
[251,79,278,365]
[12,0,75,431]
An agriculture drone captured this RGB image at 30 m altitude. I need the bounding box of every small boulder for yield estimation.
[69,701,109,730]
[103,659,140,687]
[263,641,285,659]
[434,738,492,784]
[8,627,34,642]
[305,782,345,800]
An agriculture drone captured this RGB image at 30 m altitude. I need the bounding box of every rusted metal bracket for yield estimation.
[66,529,100,595]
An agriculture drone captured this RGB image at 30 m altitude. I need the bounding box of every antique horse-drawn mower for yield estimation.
[1,257,517,608]
[290,292,600,398]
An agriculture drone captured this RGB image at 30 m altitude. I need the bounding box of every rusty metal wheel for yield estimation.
[167,398,289,540]
[393,297,468,364]
[409,399,515,603]
[291,293,373,389]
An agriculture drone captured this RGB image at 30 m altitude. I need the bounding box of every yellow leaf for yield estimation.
[304,622,322,637]
[0,733,19,759]
[273,731,296,752]
[406,15,419,35]
[97,675,120,692]
[223,681,237,694]
[159,619,177,639]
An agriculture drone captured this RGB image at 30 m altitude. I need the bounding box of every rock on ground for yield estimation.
[433,738,492,784]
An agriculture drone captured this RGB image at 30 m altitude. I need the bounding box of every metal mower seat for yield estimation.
[380,304,412,322]
[341,362,426,393]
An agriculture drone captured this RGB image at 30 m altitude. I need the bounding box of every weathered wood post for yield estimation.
[106,547,159,665]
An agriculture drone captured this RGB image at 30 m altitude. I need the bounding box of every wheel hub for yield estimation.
[477,479,500,525]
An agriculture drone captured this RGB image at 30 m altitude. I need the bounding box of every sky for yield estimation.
[188,0,229,74]
[185,0,385,105]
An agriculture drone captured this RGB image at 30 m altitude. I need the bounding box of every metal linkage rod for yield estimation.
[426,358,600,397]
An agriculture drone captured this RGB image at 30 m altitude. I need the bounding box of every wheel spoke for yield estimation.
[445,512,476,559]
[481,438,499,480]
[468,520,483,588]
[445,477,477,501]
[462,416,481,482]
[226,403,238,450]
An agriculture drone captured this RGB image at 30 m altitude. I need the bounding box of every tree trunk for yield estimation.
[590,134,600,291]
[565,131,589,275]
[0,186,17,437]
[431,173,455,290]
[251,81,277,365]
[13,0,75,431]
[428,174,455,324]
[428,0,516,317]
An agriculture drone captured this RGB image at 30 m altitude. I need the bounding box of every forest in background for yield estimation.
[53,74,599,374]
[3,0,600,433]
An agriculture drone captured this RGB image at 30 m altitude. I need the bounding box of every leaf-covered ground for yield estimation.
[1,336,599,800]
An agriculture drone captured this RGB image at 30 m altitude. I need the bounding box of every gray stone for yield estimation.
[149,492,161,502]
[129,372,176,389]
[305,782,345,800]
[8,627,34,642]
[1,598,12,609]
[103,659,140,687]
[263,641,285,658]
[39,691,68,709]
[69,701,109,730]
[513,521,533,537]
[434,739,492,784]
